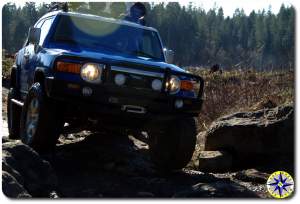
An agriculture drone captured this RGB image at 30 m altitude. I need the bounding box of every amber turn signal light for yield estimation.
[56,61,81,74]
[180,80,194,91]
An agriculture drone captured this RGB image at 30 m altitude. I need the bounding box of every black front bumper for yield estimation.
[45,76,203,120]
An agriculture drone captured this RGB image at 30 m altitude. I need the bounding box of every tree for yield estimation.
[1,2,295,70]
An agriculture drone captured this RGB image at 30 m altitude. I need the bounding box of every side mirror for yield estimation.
[164,48,174,64]
[28,27,41,45]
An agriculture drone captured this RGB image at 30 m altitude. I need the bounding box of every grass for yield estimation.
[2,50,14,81]
[187,67,294,131]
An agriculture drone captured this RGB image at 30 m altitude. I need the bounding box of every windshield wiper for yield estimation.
[132,50,159,60]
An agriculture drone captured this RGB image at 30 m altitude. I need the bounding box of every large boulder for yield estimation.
[234,169,269,184]
[196,151,233,173]
[173,180,259,198]
[2,171,31,198]
[203,104,294,168]
[2,141,58,198]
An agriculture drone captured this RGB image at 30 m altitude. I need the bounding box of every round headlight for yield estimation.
[168,75,181,94]
[151,79,162,91]
[80,63,102,83]
[114,74,126,86]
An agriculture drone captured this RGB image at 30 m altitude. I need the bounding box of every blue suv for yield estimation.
[7,10,204,170]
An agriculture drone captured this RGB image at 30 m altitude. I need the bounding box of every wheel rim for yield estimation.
[25,97,40,144]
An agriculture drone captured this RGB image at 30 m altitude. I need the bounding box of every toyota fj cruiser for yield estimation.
[7,9,204,170]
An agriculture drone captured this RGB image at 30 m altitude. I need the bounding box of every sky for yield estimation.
[11,0,295,17]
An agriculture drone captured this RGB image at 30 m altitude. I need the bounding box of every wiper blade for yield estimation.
[132,50,158,59]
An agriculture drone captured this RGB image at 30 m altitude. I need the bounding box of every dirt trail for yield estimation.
[2,86,270,198]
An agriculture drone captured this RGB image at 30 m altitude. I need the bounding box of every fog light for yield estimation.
[151,79,162,91]
[175,99,184,109]
[114,74,126,86]
[82,87,92,96]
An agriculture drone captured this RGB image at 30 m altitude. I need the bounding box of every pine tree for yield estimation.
[1,2,295,70]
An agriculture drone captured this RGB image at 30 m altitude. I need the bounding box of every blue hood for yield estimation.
[44,47,186,73]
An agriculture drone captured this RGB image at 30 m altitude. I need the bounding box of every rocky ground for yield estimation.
[2,86,293,198]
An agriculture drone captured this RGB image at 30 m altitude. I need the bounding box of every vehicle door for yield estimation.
[19,19,45,99]
[20,17,54,99]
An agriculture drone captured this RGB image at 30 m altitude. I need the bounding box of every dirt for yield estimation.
[1,86,272,198]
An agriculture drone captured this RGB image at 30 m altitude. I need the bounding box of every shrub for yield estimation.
[187,67,294,131]
[2,49,14,80]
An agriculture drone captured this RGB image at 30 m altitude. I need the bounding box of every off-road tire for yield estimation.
[148,117,197,171]
[20,82,63,153]
[7,88,22,139]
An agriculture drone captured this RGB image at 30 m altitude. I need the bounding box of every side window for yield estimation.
[39,18,54,46]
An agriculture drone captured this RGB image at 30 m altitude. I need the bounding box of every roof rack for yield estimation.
[48,2,68,12]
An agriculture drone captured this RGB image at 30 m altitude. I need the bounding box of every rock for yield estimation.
[103,162,116,171]
[137,191,155,197]
[234,169,269,184]
[197,151,233,173]
[49,191,59,198]
[2,141,57,197]
[2,171,31,198]
[2,158,24,187]
[204,104,294,168]
[173,180,259,198]
[196,132,206,151]
[2,136,10,144]
[81,189,98,197]
[251,98,278,110]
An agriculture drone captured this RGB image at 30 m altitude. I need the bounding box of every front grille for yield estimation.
[111,66,164,78]
[127,73,152,89]
[110,66,163,90]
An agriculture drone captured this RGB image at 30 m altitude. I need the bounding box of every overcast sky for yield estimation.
[11,0,295,17]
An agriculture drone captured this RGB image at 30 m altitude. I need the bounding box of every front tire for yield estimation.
[148,117,197,171]
[7,88,22,139]
[20,83,63,153]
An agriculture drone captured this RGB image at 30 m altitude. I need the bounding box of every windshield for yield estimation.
[51,15,164,61]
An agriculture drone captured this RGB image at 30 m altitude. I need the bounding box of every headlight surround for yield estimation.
[182,79,201,98]
[166,75,201,98]
[80,63,103,84]
[192,81,201,97]
[168,75,181,94]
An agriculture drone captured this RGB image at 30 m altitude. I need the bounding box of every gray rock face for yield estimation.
[234,169,269,184]
[197,151,233,173]
[2,141,58,198]
[2,133,269,198]
[204,105,294,168]
[173,180,258,198]
[2,171,31,198]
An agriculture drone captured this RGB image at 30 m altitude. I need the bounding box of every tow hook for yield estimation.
[121,105,146,114]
